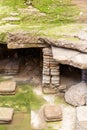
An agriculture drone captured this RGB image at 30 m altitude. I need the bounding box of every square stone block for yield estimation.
[0,80,16,95]
[43,105,62,121]
[0,107,14,123]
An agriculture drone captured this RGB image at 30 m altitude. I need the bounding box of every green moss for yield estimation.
[0,0,26,8]
[30,87,46,110]
[0,126,7,130]
[55,95,66,105]
[0,0,85,43]
[0,32,7,42]
[0,84,31,111]
[0,113,31,130]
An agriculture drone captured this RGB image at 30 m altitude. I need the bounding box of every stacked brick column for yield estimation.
[42,47,60,93]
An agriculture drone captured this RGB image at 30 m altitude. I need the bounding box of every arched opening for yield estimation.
[0,44,43,85]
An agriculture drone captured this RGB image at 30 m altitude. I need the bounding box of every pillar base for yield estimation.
[42,85,59,94]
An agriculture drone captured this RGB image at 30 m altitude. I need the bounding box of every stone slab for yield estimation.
[52,46,87,69]
[0,107,14,123]
[7,33,47,49]
[43,105,62,121]
[39,37,87,53]
[0,80,16,94]
[76,106,87,130]
[71,53,87,69]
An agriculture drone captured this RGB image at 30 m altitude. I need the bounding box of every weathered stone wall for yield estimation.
[42,47,60,93]
[82,69,87,82]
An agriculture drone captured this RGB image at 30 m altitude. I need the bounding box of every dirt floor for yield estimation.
[73,0,87,7]
[0,112,30,130]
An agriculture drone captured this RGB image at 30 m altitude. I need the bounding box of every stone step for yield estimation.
[0,107,14,124]
[0,80,16,95]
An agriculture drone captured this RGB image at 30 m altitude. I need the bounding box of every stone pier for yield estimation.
[42,47,60,93]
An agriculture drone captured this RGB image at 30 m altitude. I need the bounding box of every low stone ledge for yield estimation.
[43,105,62,122]
[0,80,16,95]
[0,107,14,124]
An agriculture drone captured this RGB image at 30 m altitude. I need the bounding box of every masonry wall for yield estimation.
[42,47,60,93]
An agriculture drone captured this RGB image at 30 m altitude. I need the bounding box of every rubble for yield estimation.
[65,82,87,106]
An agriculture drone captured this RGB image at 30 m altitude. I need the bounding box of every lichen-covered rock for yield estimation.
[65,82,87,107]
[43,105,62,121]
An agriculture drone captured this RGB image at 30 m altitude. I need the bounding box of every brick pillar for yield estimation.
[42,47,60,93]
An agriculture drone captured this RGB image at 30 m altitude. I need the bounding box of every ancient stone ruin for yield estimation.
[1,32,87,95]
[1,32,87,129]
